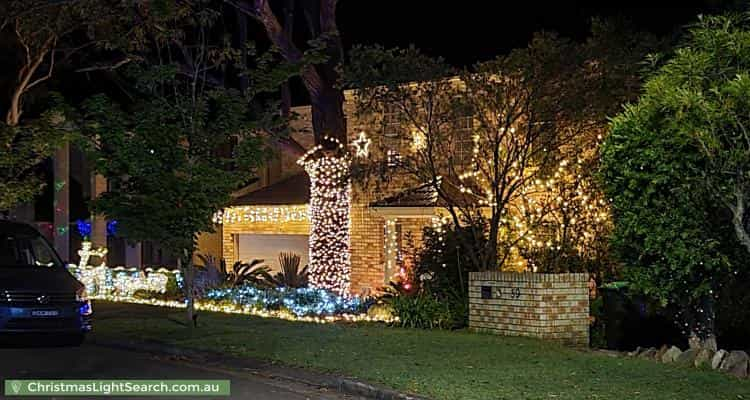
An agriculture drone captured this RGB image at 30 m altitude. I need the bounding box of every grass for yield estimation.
[92,301,749,400]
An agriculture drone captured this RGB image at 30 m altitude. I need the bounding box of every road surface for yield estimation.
[0,340,356,399]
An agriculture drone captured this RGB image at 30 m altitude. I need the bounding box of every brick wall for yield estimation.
[344,93,436,296]
[349,200,385,296]
[469,272,589,347]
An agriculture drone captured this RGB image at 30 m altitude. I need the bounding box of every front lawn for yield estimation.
[92,301,749,400]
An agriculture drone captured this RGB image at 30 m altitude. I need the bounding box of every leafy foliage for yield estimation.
[343,20,658,271]
[599,14,750,341]
[266,252,309,288]
[77,1,291,321]
[384,222,488,330]
[0,0,121,126]
[385,289,453,330]
[204,285,364,317]
[227,260,273,287]
[0,106,68,211]
[412,222,487,328]
[649,14,750,254]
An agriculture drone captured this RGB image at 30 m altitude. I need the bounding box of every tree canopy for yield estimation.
[601,13,750,344]
[343,20,656,274]
[78,0,289,320]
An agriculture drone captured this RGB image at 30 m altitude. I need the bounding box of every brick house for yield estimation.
[202,87,450,296]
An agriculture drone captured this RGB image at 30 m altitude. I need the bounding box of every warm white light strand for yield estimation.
[297,136,352,295]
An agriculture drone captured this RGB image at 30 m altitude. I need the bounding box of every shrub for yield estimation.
[204,285,364,317]
[413,223,486,328]
[266,252,309,288]
[385,289,453,330]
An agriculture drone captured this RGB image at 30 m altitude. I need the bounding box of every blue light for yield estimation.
[76,220,92,238]
[107,220,118,236]
[79,300,93,316]
[204,285,363,317]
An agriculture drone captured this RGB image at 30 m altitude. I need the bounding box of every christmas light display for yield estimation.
[452,125,611,270]
[204,286,364,317]
[71,263,178,298]
[297,136,352,295]
[411,128,427,152]
[76,220,92,239]
[95,295,393,324]
[212,205,309,225]
[77,241,108,269]
[352,131,371,158]
[107,220,118,236]
[513,156,612,271]
[384,219,398,281]
[71,241,179,297]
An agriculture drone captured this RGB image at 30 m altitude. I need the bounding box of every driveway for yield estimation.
[0,340,356,399]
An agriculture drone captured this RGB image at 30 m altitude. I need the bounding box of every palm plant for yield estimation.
[228,260,273,287]
[268,252,309,288]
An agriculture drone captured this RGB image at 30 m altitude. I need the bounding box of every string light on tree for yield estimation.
[411,128,427,152]
[297,136,352,296]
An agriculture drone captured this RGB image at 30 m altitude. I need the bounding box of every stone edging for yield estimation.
[88,336,429,400]
[599,345,749,379]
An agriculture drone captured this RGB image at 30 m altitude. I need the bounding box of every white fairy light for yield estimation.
[213,205,309,225]
[297,136,352,295]
[351,131,371,158]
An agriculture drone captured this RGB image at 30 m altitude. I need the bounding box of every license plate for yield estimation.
[31,310,59,317]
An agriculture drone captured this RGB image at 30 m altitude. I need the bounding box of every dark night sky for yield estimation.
[335,1,738,67]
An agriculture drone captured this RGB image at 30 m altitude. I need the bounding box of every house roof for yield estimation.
[231,173,310,206]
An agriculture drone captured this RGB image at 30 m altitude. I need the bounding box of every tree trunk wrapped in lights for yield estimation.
[298,139,351,296]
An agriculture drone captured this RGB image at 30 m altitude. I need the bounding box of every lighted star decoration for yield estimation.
[352,131,371,158]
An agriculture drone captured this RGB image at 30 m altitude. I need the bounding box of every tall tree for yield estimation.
[0,0,123,213]
[229,0,345,148]
[0,0,115,126]
[601,13,750,349]
[344,22,654,272]
[227,0,352,294]
[0,106,68,213]
[80,0,283,322]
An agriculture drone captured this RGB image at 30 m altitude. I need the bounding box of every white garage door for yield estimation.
[237,234,309,272]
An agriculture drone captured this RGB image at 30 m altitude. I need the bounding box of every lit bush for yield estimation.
[204,285,364,317]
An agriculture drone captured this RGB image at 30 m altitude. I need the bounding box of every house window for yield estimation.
[383,102,403,139]
[383,103,403,165]
[386,149,402,168]
[453,114,474,164]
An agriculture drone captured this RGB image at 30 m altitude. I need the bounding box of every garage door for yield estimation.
[237,234,309,272]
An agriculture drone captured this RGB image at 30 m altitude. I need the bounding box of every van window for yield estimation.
[0,233,62,268]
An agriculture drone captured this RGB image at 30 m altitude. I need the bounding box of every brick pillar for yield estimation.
[53,141,70,261]
[90,173,107,249]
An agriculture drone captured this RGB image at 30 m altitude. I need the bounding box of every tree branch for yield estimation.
[26,42,57,90]
[76,57,134,73]
[226,0,325,98]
